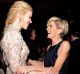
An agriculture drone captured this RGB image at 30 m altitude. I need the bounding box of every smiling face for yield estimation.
[46,21,62,39]
[46,16,69,40]
[20,11,32,30]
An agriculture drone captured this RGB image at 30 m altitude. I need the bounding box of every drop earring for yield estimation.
[60,32,64,38]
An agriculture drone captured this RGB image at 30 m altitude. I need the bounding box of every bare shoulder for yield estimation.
[60,40,70,52]
[62,40,70,46]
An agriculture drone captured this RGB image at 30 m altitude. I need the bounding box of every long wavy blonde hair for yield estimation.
[4,1,32,31]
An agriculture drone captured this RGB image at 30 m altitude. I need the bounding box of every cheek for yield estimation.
[26,18,31,24]
[22,19,29,28]
[23,16,28,21]
[50,30,56,37]
[24,17,28,22]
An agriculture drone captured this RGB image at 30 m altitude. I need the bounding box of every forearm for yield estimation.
[14,65,54,74]
[28,60,44,67]
[28,66,44,72]
[50,67,59,74]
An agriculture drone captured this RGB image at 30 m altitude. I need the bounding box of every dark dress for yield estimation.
[67,39,80,74]
[44,41,68,74]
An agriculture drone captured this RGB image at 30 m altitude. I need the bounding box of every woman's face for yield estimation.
[46,21,60,39]
[31,30,36,40]
[20,11,32,29]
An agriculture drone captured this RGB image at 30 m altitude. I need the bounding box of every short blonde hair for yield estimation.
[4,1,32,31]
[47,16,69,35]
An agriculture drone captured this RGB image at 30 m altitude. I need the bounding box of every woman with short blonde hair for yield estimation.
[47,16,69,37]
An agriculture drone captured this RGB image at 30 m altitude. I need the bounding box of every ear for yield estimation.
[16,12,23,23]
[17,12,22,19]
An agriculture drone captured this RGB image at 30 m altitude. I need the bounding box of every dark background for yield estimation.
[0,0,80,42]
[0,1,80,73]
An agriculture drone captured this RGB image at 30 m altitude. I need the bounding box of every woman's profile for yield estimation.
[1,1,33,74]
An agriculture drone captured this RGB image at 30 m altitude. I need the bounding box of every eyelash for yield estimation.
[30,17,32,19]
[50,25,52,27]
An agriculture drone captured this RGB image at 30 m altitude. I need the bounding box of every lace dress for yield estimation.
[1,25,29,74]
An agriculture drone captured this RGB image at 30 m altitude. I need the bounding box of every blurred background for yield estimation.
[0,0,80,43]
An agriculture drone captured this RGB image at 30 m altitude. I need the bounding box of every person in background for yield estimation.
[15,16,70,74]
[67,32,80,74]
[26,28,40,61]
[1,1,33,74]
[71,32,80,42]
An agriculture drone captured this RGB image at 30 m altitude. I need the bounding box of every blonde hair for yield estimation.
[47,16,69,35]
[4,1,32,31]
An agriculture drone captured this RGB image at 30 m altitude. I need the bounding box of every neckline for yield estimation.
[51,40,63,47]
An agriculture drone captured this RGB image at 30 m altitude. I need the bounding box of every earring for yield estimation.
[60,32,64,38]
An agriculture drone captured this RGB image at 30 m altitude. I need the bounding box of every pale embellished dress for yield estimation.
[1,25,29,74]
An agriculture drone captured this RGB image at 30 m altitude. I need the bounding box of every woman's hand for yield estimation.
[14,66,34,74]
[28,59,44,67]
[14,65,44,74]
[14,65,59,74]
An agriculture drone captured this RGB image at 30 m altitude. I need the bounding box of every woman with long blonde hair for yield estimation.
[1,1,33,74]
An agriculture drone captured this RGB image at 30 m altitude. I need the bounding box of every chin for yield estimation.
[47,35,50,38]
[47,36,51,39]
[23,27,27,30]
[25,27,28,30]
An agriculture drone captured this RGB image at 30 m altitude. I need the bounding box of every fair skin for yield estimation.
[46,21,63,45]
[19,11,32,30]
[15,21,70,74]
[9,11,32,31]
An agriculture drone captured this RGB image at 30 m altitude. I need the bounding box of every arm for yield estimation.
[51,41,70,73]
[28,59,44,67]
[15,65,52,74]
